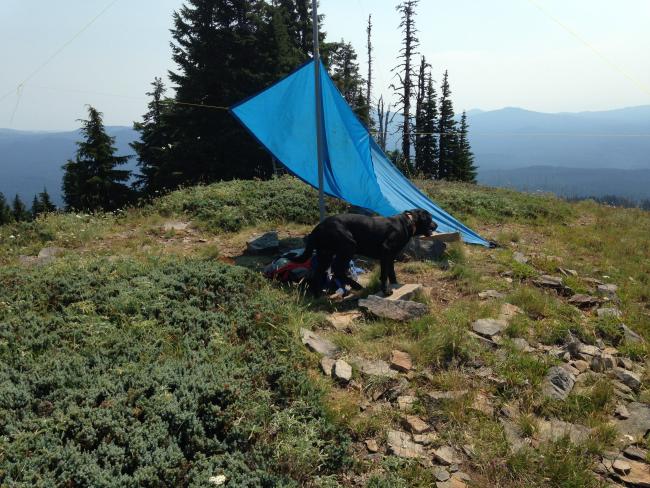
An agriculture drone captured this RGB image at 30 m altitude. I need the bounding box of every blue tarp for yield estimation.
[231,60,490,246]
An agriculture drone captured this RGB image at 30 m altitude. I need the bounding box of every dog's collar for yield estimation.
[404,212,416,236]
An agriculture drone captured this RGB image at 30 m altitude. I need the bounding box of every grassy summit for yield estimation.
[0,176,648,487]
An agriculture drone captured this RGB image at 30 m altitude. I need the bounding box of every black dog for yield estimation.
[291,209,437,296]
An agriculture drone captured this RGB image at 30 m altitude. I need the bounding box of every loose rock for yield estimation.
[613,459,632,476]
[479,289,505,300]
[621,324,645,344]
[591,353,616,372]
[511,337,533,352]
[542,366,576,400]
[572,360,590,372]
[536,419,590,444]
[597,307,622,319]
[404,415,430,434]
[513,251,529,264]
[387,430,425,459]
[617,459,650,487]
[615,404,630,419]
[246,231,279,255]
[365,439,379,453]
[534,275,564,288]
[333,359,352,383]
[597,283,618,297]
[614,402,650,439]
[397,395,416,410]
[433,446,461,466]
[358,295,428,321]
[471,318,507,338]
[568,294,600,308]
[350,357,397,378]
[498,303,524,322]
[320,357,335,376]
[434,467,451,482]
[325,311,362,331]
[623,446,648,462]
[413,433,437,445]
[300,328,339,357]
[390,350,413,372]
[613,368,642,391]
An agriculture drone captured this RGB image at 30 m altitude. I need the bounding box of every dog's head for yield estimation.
[405,209,437,237]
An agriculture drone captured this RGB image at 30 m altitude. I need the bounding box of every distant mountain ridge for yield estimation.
[1,105,649,206]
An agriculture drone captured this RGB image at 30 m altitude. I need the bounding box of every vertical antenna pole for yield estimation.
[312,0,326,222]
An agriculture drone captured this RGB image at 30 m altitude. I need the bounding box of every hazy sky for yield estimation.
[1,0,649,130]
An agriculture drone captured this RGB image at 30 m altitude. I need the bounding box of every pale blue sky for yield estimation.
[1,0,648,130]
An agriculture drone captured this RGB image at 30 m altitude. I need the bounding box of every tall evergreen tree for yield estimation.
[451,111,477,182]
[131,77,173,195]
[437,70,457,180]
[0,193,12,225]
[38,188,56,213]
[415,69,438,178]
[31,195,42,219]
[329,41,366,122]
[11,195,30,222]
[62,106,132,211]
[391,0,419,165]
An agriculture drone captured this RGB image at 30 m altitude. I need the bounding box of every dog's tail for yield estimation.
[289,234,314,263]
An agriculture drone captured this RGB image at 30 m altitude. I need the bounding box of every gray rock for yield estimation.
[500,419,528,451]
[478,289,506,300]
[591,353,616,372]
[358,295,428,321]
[38,246,65,259]
[597,307,622,319]
[404,415,430,434]
[617,357,634,370]
[612,459,632,476]
[511,338,533,352]
[572,359,590,372]
[578,343,601,357]
[471,318,507,338]
[621,324,645,344]
[623,446,648,462]
[349,357,398,378]
[412,432,438,445]
[433,446,461,466]
[162,221,189,231]
[434,468,451,482]
[246,232,279,255]
[320,357,335,376]
[614,402,650,439]
[333,359,352,382]
[568,294,599,308]
[386,430,425,459]
[534,275,564,288]
[402,237,448,260]
[513,251,528,264]
[300,328,339,357]
[397,395,416,410]
[613,368,642,391]
[536,419,590,444]
[597,283,618,296]
[542,366,576,400]
[616,458,650,487]
[390,349,413,372]
[615,404,630,419]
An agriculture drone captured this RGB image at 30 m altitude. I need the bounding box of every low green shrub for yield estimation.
[0,257,349,486]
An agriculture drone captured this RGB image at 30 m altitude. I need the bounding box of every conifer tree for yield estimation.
[452,111,477,182]
[391,0,419,165]
[11,195,30,222]
[131,78,173,195]
[62,106,132,211]
[0,193,12,225]
[31,195,42,219]
[329,40,366,121]
[437,70,457,180]
[415,67,438,178]
[38,188,56,213]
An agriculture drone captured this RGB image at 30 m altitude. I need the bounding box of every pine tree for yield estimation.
[62,106,132,211]
[38,188,57,213]
[131,77,173,195]
[415,68,438,178]
[452,111,477,182]
[0,193,13,225]
[329,41,366,121]
[391,0,419,166]
[31,195,42,219]
[437,70,457,180]
[11,195,30,222]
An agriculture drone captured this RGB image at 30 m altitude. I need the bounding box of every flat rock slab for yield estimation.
[246,232,279,255]
[300,328,339,358]
[402,237,448,260]
[397,395,416,411]
[542,366,576,400]
[390,350,413,372]
[325,311,362,331]
[617,459,650,487]
[479,289,506,300]
[471,318,507,338]
[536,419,590,444]
[498,303,524,322]
[613,368,642,391]
[623,446,648,462]
[614,402,650,439]
[621,324,645,344]
[534,275,564,288]
[597,307,622,319]
[598,283,618,296]
[387,430,425,459]
[433,446,461,466]
[350,357,397,378]
[375,283,423,301]
[404,415,430,434]
[569,294,600,308]
[358,295,428,321]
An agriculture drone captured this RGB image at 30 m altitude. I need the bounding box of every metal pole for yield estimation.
[312,0,326,222]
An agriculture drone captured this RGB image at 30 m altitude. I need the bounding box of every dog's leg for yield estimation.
[310,251,333,297]
[388,258,398,285]
[379,256,392,296]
